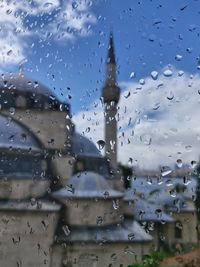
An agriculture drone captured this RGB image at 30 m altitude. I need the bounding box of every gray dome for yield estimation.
[0,73,51,95]
[57,219,152,243]
[52,171,123,199]
[0,73,69,110]
[0,114,40,151]
[72,132,102,157]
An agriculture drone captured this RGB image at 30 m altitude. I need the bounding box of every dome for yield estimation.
[72,132,102,157]
[0,114,41,151]
[52,171,123,199]
[57,219,152,243]
[0,73,69,110]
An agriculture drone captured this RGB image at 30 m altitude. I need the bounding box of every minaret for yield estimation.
[102,33,120,174]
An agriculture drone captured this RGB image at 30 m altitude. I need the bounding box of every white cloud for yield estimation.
[0,0,96,68]
[73,68,200,170]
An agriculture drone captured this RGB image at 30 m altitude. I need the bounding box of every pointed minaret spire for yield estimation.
[107,32,116,65]
[102,33,121,190]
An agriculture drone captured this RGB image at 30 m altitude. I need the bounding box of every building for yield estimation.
[0,34,197,267]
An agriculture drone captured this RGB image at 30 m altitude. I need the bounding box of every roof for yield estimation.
[149,193,196,212]
[0,73,69,110]
[72,132,102,157]
[52,171,123,199]
[56,219,152,243]
[0,114,41,151]
[0,73,52,95]
[0,200,61,212]
[131,176,197,201]
[124,191,174,222]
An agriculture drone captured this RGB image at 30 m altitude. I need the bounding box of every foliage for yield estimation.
[127,251,165,267]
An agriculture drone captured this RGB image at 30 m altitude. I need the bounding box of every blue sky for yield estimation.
[2,0,200,113]
[1,0,200,168]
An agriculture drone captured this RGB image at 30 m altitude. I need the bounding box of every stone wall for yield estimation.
[0,209,59,267]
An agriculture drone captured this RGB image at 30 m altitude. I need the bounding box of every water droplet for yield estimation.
[112,199,119,210]
[176,159,183,168]
[128,157,133,165]
[178,70,184,76]
[97,140,105,150]
[167,91,174,100]
[62,225,70,236]
[85,127,90,133]
[43,2,53,8]
[151,71,158,80]
[139,79,145,85]
[152,103,160,110]
[110,253,117,261]
[140,134,152,145]
[7,50,13,56]
[124,91,131,98]
[72,1,78,9]
[175,54,183,61]
[183,176,191,185]
[130,72,135,79]
[170,190,176,198]
[37,201,42,209]
[185,145,192,152]
[30,198,36,206]
[166,179,173,187]
[148,34,156,42]
[9,107,15,115]
[163,69,173,77]
[161,166,172,176]
[103,191,109,199]
[191,160,197,169]
[155,208,162,218]
[128,233,135,241]
[96,216,103,225]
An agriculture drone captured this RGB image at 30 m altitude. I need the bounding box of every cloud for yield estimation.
[0,0,96,68]
[73,67,200,170]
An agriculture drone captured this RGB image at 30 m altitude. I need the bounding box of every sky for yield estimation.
[1,0,200,169]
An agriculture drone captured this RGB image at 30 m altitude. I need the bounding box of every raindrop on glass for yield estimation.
[151,71,158,80]
[167,91,174,100]
[112,199,119,210]
[140,134,152,146]
[175,54,183,61]
[176,159,183,168]
[97,140,105,150]
[62,225,70,236]
[163,69,173,77]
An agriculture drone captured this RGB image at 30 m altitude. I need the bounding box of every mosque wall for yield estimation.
[0,210,59,267]
[164,211,198,246]
[52,155,74,186]
[62,242,152,267]
[0,179,50,199]
[63,199,123,226]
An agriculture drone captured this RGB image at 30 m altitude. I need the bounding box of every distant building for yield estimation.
[0,34,197,267]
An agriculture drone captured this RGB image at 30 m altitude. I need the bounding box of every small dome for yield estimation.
[72,132,102,157]
[52,171,123,199]
[0,73,69,110]
[0,114,40,151]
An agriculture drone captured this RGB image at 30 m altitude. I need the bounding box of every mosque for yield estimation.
[0,34,198,267]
